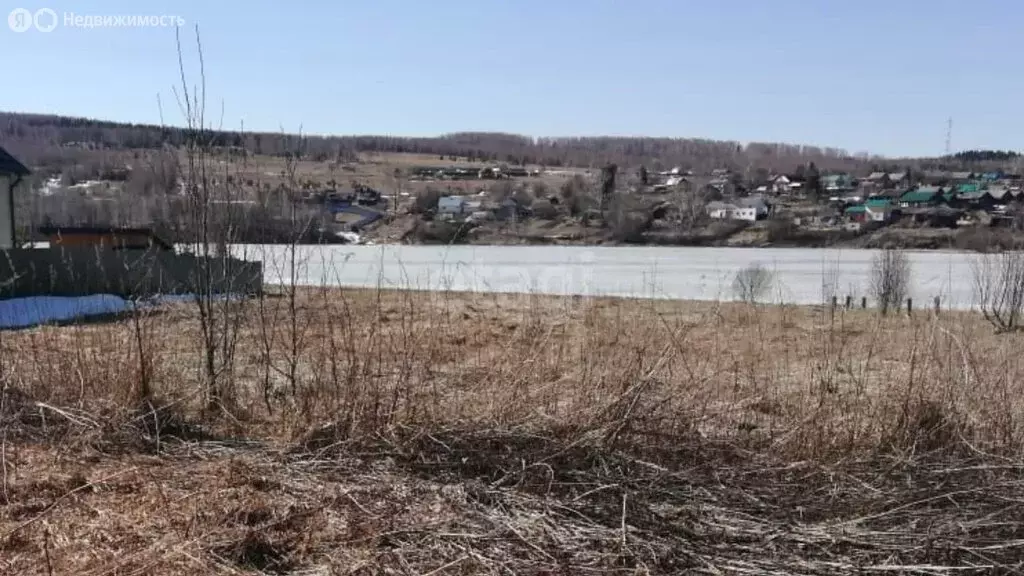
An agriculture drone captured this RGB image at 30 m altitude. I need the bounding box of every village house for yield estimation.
[904,205,963,228]
[0,146,31,249]
[822,173,856,193]
[707,197,769,222]
[769,174,793,194]
[861,171,907,190]
[886,172,909,189]
[706,201,735,220]
[898,186,945,208]
[986,184,1020,205]
[38,226,174,251]
[844,197,893,223]
[921,170,953,185]
[953,185,997,211]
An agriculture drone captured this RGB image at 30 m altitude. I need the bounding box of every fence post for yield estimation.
[845,295,852,309]
[934,296,941,315]
[907,298,913,317]
[861,296,867,309]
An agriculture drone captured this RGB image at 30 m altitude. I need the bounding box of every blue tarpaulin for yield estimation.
[0,295,136,329]
[0,294,244,329]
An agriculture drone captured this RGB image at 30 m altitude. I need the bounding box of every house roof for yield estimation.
[887,172,907,180]
[865,198,892,208]
[0,146,30,176]
[987,186,1014,200]
[844,205,867,214]
[951,172,974,180]
[737,196,768,208]
[957,190,991,201]
[867,172,886,180]
[906,205,963,217]
[900,187,940,204]
[38,226,174,250]
[706,201,736,211]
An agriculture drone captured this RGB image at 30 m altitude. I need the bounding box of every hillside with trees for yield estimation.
[1,111,875,175]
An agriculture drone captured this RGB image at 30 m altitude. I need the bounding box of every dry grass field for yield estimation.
[3,287,1024,574]
[197,150,587,201]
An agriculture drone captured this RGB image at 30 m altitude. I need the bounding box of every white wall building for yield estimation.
[706,197,769,222]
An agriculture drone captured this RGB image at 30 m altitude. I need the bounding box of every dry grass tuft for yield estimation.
[3,287,1024,573]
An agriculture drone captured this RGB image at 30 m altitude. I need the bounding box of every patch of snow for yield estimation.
[335,231,362,244]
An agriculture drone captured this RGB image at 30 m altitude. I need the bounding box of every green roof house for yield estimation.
[899,186,942,207]
[845,198,893,223]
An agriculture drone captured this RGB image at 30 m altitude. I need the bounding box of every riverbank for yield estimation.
[3,288,1024,573]
[362,213,1024,252]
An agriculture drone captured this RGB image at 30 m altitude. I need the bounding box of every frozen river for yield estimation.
[232,244,981,309]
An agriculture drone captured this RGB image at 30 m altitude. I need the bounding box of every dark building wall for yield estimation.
[0,247,262,299]
[44,231,157,249]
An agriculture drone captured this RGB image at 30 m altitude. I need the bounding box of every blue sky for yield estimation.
[0,0,1020,157]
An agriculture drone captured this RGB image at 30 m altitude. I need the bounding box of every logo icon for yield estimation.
[34,8,57,32]
[8,7,32,32]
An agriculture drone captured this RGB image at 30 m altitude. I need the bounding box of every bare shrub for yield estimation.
[973,251,1024,332]
[560,176,595,217]
[732,263,774,304]
[870,248,910,315]
[605,195,651,242]
[766,216,798,243]
[530,198,558,220]
[411,187,443,214]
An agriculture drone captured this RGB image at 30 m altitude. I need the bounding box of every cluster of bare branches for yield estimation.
[733,263,774,304]
[870,248,911,315]
[973,251,1024,332]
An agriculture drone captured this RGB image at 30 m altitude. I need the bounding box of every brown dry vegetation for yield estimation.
[3,288,1024,574]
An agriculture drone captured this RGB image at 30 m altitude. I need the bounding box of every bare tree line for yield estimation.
[2,111,882,173]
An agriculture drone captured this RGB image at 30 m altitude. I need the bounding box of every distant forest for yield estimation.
[2,111,1020,177]
[0,111,881,175]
